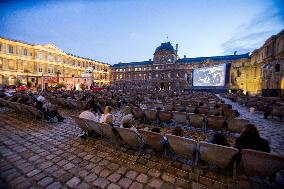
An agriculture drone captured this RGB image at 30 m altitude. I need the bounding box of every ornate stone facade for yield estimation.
[111,30,284,97]
[0,36,110,87]
[111,42,250,91]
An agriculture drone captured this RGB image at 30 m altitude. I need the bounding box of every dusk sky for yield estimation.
[0,0,283,65]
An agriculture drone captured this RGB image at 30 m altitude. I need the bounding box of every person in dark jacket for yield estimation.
[235,124,270,153]
[210,132,230,147]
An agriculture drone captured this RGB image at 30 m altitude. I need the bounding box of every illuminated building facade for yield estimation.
[111,42,249,91]
[0,36,110,88]
[111,30,284,97]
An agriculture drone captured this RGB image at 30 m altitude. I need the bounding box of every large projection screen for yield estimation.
[193,64,226,87]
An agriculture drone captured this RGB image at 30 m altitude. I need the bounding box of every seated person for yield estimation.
[120,114,138,133]
[87,96,103,114]
[42,100,64,122]
[79,107,99,122]
[210,132,230,147]
[100,106,113,123]
[235,124,270,153]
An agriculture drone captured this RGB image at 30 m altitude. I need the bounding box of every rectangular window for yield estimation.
[8,45,13,54]
[275,64,280,72]
[23,49,28,56]
[0,43,2,51]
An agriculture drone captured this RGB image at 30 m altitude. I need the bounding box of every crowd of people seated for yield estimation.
[0,87,271,155]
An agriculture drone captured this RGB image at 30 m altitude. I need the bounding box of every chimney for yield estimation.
[184,55,186,58]
[176,44,178,54]
[234,51,237,55]
[149,59,152,61]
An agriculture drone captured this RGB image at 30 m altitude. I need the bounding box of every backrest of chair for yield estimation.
[132,107,144,119]
[241,149,284,177]
[172,111,188,124]
[158,111,172,122]
[71,116,90,133]
[224,109,236,119]
[186,106,196,113]
[85,119,103,135]
[28,106,43,119]
[166,134,197,159]
[144,109,157,121]
[97,122,118,140]
[207,116,225,131]
[199,142,238,169]
[116,127,141,149]
[139,130,163,151]
[189,114,204,128]
[227,118,249,133]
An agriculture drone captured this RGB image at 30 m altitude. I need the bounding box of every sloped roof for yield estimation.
[112,60,153,68]
[177,53,250,63]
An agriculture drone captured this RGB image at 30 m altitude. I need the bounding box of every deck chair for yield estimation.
[157,111,172,123]
[139,130,164,151]
[227,118,249,133]
[116,127,143,149]
[144,109,157,123]
[207,116,225,131]
[166,134,197,167]
[97,122,118,143]
[241,149,284,178]
[85,119,103,136]
[188,114,204,128]
[198,142,238,179]
[71,116,92,137]
[172,111,188,125]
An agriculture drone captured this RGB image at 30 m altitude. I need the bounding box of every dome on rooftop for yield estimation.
[155,42,175,53]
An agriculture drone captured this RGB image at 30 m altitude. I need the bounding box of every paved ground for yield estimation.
[0,107,238,189]
[0,102,283,189]
[218,95,284,156]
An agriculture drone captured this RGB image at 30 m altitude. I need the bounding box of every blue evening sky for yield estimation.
[0,0,283,65]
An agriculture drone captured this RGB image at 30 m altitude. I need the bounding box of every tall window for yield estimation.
[8,45,13,54]
[0,43,2,51]
[23,48,28,56]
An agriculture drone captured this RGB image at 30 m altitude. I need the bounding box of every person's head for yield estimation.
[172,127,184,137]
[199,102,204,106]
[211,132,230,147]
[121,114,134,128]
[105,114,113,125]
[104,106,112,114]
[241,124,260,137]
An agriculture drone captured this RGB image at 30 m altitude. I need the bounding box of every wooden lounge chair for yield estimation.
[116,127,143,149]
[71,115,92,137]
[241,149,284,178]
[227,118,249,133]
[188,114,204,128]
[157,111,172,123]
[139,130,164,151]
[166,134,197,166]
[144,109,157,123]
[172,111,188,125]
[198,141,238,177]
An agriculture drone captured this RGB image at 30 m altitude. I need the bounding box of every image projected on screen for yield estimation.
[193,64,226,86]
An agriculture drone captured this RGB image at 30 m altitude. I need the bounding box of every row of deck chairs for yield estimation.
[0,99,44,121]
[45,97,87,111]
[71,115,284,185]
[128,106,249,133]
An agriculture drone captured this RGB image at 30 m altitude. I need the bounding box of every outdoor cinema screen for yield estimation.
[193,64,226,87]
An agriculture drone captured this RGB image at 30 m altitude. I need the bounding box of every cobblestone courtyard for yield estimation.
[0,98,283,189]
[219,96,284,156]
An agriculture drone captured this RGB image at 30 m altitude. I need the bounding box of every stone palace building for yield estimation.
[111,30,284,97]
[0,36,110,88]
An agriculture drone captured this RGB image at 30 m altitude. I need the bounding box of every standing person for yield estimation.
[235,124,270,153]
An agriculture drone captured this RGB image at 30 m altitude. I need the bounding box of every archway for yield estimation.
[8,75,16,86]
